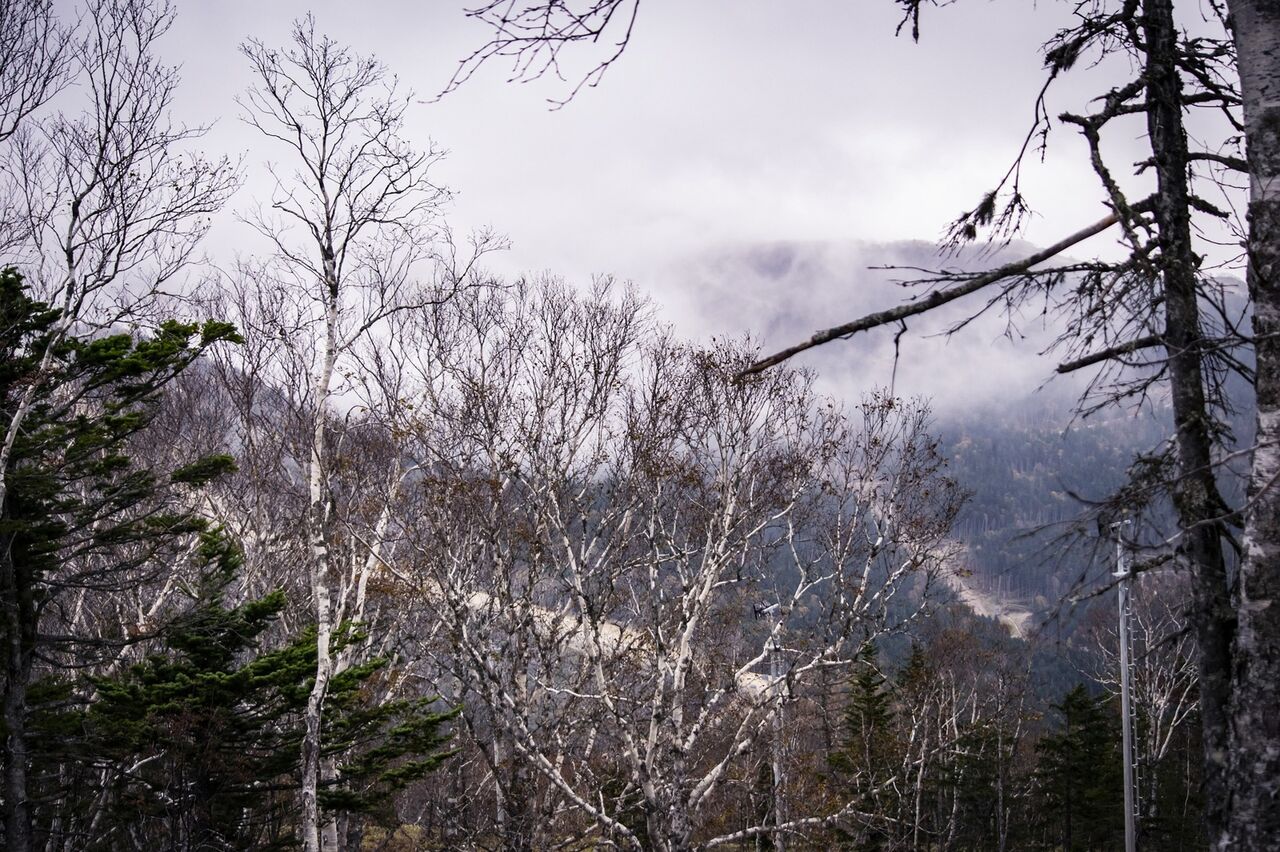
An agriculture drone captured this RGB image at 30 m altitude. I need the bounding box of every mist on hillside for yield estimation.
[659,238,1093,415]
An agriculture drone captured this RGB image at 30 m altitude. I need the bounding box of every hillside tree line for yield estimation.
[0,0,1265,849]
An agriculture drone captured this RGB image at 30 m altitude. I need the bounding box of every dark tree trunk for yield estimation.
[1223,2,1280,848]
[503,752,538,852]
[1141,0,1236,844]
[1,534,35,852]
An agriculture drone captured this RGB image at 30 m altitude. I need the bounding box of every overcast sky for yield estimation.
[132,0,1242,410]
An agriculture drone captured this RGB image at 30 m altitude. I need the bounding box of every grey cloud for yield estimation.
[655,238,1088,415]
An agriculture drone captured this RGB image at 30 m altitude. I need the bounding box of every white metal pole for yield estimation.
[1115,527,1138,852]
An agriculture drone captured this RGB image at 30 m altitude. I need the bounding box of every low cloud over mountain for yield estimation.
[658,238,1096,415]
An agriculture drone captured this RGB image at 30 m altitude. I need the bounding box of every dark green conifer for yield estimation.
[31,530,457,850]
[0,267,239,848]
[828,644,899,849]
[1034,684,1124,851]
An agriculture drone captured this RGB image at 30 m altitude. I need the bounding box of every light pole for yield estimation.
[1113,522,1139,852]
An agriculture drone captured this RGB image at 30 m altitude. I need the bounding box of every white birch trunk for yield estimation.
[1223,2,1280,848]
[301,263,340,852]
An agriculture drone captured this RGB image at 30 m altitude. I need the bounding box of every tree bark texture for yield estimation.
[1224,1,1280,848]
[1142,0,1236,843]
[301,260,340,852]
[0,535,34,852]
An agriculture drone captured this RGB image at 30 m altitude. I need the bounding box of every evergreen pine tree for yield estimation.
[1034,684,1125,851]
[829,644,899,849]
[31,531,457,850]
[0,267,240,847]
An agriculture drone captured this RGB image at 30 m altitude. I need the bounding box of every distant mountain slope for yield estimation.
[940,402,1171,605]
[666,238,1251,615]
[660,237,1090,413]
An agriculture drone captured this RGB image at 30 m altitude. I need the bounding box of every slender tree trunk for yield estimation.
[302,261,340,852]
[647,765,693,852]
[912,727,928,852]
[1223,2,1280,848]
[1142,2,1236,843]
[770,664,786,852]
[943,704,962,851]
[320,753,341,851]
[504,752,537,852]
[996,721,1007,852]
[1,539,34,852]
[665,794,693,852]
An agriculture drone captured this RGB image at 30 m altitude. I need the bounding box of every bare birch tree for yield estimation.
[0,0,69,251]
[4,0,237,321]
[235,17,497,849]
[0,1,66,138]
[385,278,962,850]
[1083,573,1198,831]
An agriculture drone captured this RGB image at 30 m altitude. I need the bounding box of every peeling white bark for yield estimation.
[1224,3,1280,848]
[300,273,338,852]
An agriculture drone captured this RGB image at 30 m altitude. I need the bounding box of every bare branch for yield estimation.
[1057,334,1164,374]
[740,203,1152,377]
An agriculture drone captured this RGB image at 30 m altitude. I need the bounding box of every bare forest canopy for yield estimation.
[0,1,1275,851]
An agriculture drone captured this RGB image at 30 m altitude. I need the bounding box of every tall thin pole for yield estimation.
[1114,525,1138,852]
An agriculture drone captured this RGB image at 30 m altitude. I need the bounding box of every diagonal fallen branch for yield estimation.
[738,199,1154,379]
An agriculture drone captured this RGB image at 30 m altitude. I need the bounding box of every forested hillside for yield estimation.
[673,235,1252,612]
[945,403,1171,607]
[0,1,1266,850]
[941,350,1252,611]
